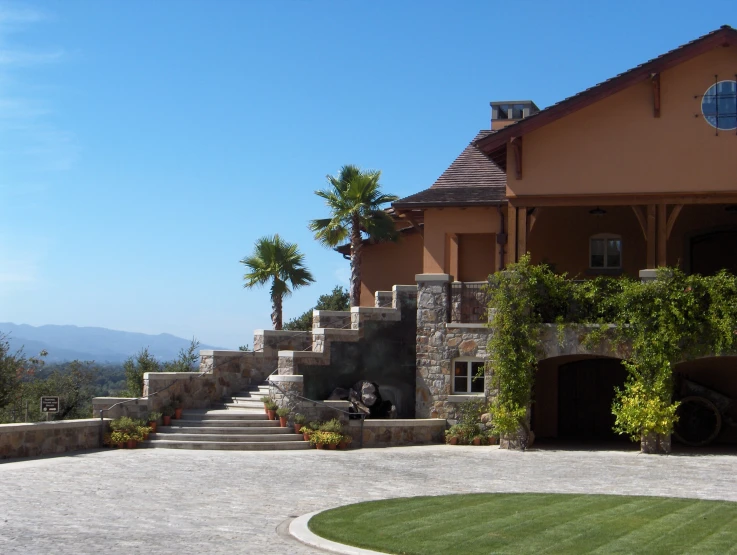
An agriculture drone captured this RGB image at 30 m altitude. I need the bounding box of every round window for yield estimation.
[701,80,737,130]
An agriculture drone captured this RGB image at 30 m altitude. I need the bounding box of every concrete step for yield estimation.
[158,426,290,434]
[178,413,268,421]
[140,439,311,451]
[165,420,276,428]
[152,433,305,442]
[221,402,266,409]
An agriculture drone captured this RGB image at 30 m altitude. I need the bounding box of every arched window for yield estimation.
[590,233,622,269]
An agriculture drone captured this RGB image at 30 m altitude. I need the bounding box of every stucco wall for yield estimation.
[360,231,423,306]
[508,47,737,199]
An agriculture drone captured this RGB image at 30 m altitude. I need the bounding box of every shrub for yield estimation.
[319,418,343,433]
[276,407,290,418]
[264,399,278,411]
[293,413,306,424]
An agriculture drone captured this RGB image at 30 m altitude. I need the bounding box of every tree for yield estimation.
[309,165,399,307]
[240,234,315,330]
[123,348,160,397]
[284,286,350,331]
[162,337,201,373]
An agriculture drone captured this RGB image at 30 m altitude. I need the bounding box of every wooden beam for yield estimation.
[657,204,667,267]
[507,204,517,265]
[631,206,647,240]
[651,73,661,117]
[505,192,737,207]
[403,212,424,237]
[666,204,683,239]
[517,207,527,259]
[647,205,656,268]
[528,207,542,233]
[510,137,522,180]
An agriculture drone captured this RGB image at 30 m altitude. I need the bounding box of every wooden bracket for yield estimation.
[403,212,424,237]
[528,207,542,233]
[666,204,683,239]
[510,137,523,180]
[651,73,661,118]
[631,206,647,240]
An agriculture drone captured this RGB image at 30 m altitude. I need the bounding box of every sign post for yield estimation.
[40,396,60,421]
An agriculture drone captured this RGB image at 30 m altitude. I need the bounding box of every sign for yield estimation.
[40,396,60,413]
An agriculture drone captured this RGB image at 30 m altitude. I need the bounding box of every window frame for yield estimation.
[701,80,737,131]
[452,357,486,394]
[589,233,623,270]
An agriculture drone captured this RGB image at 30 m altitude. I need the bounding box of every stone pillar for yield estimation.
[415,274,452,418]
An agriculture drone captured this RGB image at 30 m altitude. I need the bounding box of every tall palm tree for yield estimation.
[240,235,315,330]
[309,165,399,306]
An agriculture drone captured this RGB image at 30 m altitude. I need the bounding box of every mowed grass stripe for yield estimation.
[308,494,737,555]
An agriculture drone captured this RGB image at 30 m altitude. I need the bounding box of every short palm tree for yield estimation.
[309,165,399,306]
[240,235,315,330]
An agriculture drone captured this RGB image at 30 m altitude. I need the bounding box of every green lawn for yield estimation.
[308,493,737,554]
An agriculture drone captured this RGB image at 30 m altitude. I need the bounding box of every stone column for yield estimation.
[415,274,452,418]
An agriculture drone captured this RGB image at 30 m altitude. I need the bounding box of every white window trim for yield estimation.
[452,357,485,394]
[589,233,622,270]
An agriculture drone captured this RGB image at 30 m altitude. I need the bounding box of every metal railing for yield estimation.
[450,282,491,324]
[265,376,366,448]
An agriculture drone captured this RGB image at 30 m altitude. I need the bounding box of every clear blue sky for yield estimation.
[1,0,734,348]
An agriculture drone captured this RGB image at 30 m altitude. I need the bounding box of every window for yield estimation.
[702,80,737,131]
[453,359,485,394]
[511,103,525,119]
[590,234,622,269]
[495,104,509,120]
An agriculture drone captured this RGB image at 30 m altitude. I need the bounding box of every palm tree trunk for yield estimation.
[350,215,362,307]
[272,292,283,330]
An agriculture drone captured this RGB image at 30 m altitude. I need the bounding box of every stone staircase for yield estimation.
[141,384,310,451]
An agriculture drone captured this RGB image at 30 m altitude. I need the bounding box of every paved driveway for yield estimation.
[1,445,736,554]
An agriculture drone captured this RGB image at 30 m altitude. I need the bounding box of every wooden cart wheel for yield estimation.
[673,396,721,447]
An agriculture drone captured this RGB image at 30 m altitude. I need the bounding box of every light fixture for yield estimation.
[589,207,607,216]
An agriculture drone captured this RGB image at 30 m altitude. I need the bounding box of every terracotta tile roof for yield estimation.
[393,131,507,208]
[476,25,737,154]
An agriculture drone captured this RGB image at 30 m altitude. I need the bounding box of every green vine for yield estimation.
[486,257,737,444]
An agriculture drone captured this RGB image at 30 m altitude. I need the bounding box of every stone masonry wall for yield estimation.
[346,418,445,447]
[0,419,106,460]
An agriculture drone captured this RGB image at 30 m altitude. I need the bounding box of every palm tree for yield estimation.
[309,165,399,306]
[240,235,315,330]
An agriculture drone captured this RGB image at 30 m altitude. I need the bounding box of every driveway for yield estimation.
[1,446,736,554]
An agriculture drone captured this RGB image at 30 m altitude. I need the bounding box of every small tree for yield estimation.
[240,234,315,330]
[123,348,160,397]
[309,165,398,307]
[284,286,350,331]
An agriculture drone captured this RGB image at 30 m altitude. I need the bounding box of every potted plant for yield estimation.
[172,396,184,419]
[338,434,353,449]
[264,399,278,420]
[445,425,461,445]
[260,396,271,414]
[300,425,312,441]
[319,418,343,434]
[147,411,162,433]
[324,431,342,450]
[487,432,498,445]
[276,407,290,427]
[137,424,153,441]
[110,431,128,448]
[472,434,485,446]
[310,430,326,449]
[293,413,306,434]
[162,404,175,426]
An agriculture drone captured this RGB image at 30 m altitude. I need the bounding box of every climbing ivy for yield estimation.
[486,257,737,444]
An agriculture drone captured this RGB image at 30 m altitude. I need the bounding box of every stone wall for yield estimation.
[0,419,106,460]
[346,418,446,447]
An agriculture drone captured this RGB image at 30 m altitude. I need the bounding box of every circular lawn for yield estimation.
[308,493,737,554]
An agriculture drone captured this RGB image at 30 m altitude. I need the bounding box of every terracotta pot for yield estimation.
[488,436,497,445]
[294,424,303,434]
[303,432,310,441]
[174,408,183,419]
[163,415,171,426]
[267,409,276,420]
[126,439,137,449]
[279,417,288,427]
[149,421,157,433]
[338,440,347,449]
[263,404,269,414]
[315,443,325,449]
[328,443,337,450]
[117,442,125,449]
[449,437,458,445]
[473,438,481,446]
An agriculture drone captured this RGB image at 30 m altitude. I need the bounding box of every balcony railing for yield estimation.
[450,282,491,324]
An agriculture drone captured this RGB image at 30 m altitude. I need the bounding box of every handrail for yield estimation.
[266,376,366,448]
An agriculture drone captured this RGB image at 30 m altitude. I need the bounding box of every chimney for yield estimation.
[490,100,539,130]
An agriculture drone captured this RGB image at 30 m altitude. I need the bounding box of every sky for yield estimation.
[1,0,735,348]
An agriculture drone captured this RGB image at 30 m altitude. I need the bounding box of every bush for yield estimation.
[319,418,343,434]
[276,407,290,418]
[293,413,306,424]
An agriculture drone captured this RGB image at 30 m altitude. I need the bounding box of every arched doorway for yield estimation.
[533,355,627,443]
[690,229,737,276]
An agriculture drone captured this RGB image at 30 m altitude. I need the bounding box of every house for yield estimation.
[352,25,737,445]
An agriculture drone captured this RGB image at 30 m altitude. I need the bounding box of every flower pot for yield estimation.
[126,439,137,449]
[449,437,458,445]
[163,415,171,426]
[174,408,183,419]
[267,409,276,420]
[117,442,125,449]
[149,421,157,433]
[488,436,497,445]
[315,443,325,449]
[328,443,337,450]
[473,438,481,446]
[303,432,310,441]
[338,440,347,449]
[279,417,288,427]
[294,424,303,434]
[263,404,269,414]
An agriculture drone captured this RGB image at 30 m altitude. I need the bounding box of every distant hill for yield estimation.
[0,323,226,363]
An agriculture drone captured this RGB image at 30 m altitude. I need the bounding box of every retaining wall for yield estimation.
[0,419,107,460]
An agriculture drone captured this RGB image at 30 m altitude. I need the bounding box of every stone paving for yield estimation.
[1,445,736,554]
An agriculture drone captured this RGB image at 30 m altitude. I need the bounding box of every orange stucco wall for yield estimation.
[508,47,737,198]
[359,231,424,306]
[423,207,501,275]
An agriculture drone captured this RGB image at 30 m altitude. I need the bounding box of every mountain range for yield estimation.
[0,323,226,363]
